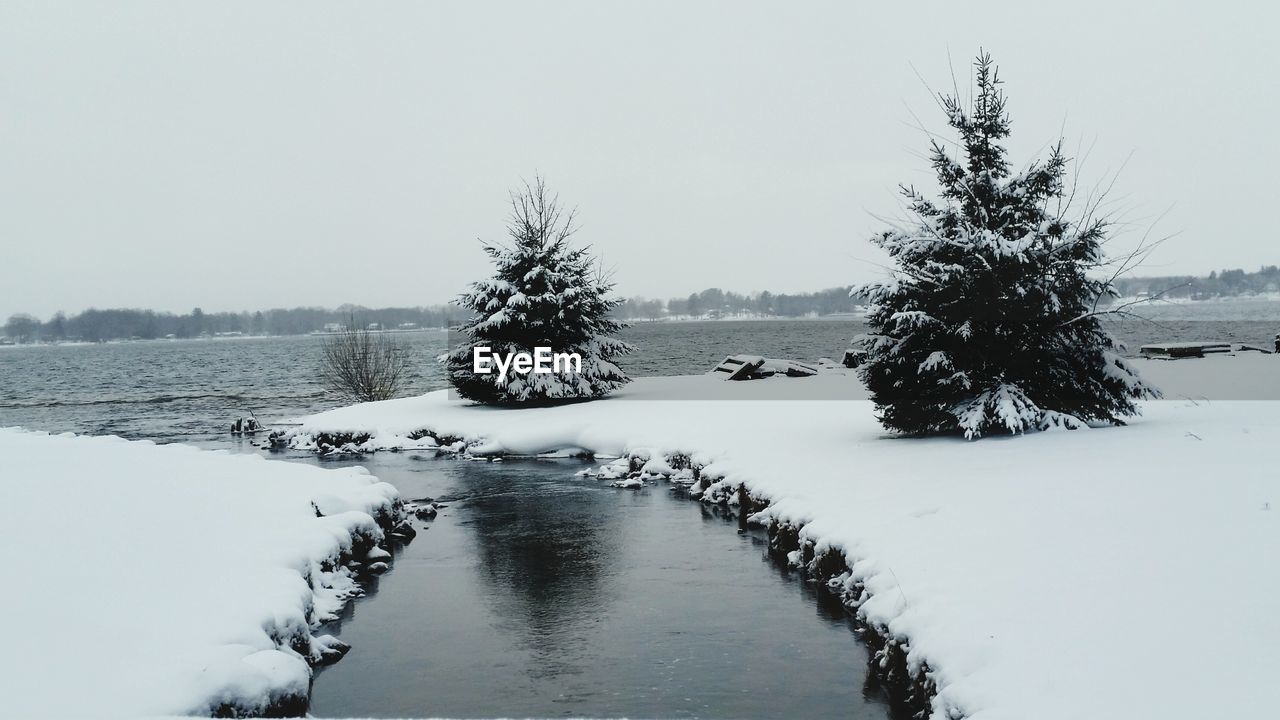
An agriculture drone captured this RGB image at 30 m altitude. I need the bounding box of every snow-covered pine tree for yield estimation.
[855,52,1158,439]
[444,177,632,404]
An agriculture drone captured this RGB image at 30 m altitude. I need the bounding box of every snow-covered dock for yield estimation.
[282,356,1280,720]
[0,429,406,718]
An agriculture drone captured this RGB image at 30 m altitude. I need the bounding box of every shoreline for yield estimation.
[275,415,944,717]
[591,451,942,717]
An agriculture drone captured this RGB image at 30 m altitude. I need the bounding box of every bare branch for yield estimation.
[318,314,410,402]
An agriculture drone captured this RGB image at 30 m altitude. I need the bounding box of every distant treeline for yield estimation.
[7,268,1275,343]
[614,286,866,320]
[1111,266,1280,301]
[1,305,462,344]
[3,287,868,343]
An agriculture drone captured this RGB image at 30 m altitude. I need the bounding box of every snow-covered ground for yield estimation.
[284,354,1280,720]
[0,429,404,718]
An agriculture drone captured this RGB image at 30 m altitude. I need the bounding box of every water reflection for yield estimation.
[307,454,891,719]
[458,460,624,680]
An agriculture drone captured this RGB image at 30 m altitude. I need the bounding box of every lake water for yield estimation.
[4,312,1278,443]
[1,320,881,442]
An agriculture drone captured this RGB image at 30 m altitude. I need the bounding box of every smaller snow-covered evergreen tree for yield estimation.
[444,177,632,404]
[855,52,1159,438]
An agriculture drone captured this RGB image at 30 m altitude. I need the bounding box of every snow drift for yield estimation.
[0,429,406,718]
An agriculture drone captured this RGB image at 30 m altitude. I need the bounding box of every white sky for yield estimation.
[2,1,1276,319]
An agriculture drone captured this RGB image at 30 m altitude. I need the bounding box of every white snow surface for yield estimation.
[0,429,400,718]
[289,358,1280,720]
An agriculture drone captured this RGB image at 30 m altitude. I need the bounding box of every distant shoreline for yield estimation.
[7,298,1280,347]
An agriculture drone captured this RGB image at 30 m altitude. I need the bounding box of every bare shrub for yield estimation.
[319,321,409,402]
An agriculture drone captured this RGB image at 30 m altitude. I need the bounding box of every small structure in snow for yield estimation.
[710,355,818,380]
[842,346,867,368]
[711,355,765,380]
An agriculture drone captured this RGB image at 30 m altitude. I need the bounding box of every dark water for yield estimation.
[0,334,442,442]
[293,452,889,719]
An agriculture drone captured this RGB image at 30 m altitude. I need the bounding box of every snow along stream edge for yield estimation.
[272,427,948,720]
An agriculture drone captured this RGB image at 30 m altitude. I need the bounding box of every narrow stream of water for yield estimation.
[292,452,890,719]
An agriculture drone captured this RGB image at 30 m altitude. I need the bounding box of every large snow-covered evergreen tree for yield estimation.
[444,177,632,404]
[855,53,1158,438]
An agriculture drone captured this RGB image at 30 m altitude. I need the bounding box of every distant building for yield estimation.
[322,322,345,333]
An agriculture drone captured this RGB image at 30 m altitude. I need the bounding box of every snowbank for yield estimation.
[0,429,407,718]
[284,361,1280,720]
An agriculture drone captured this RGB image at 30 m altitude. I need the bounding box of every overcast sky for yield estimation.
[2,1,1276,319]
